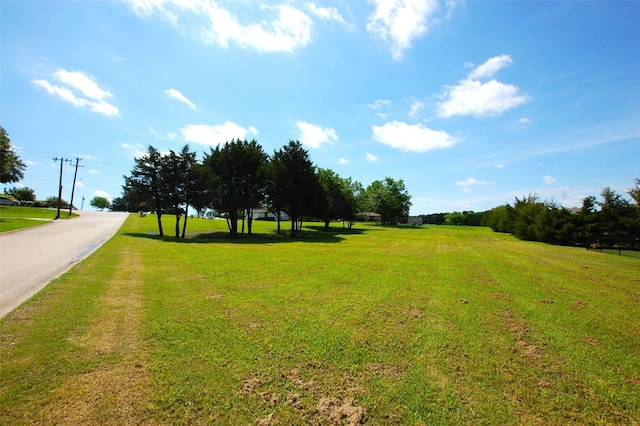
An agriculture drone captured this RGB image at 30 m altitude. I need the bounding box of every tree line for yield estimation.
[119,140,412,238]
[482,180,640,248]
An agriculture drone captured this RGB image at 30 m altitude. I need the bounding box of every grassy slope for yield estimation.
[1,215,638,425]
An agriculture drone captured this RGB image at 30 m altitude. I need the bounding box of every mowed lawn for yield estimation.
[0,206,78,233]
[1,215,638,425]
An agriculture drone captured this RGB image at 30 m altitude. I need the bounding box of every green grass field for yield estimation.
[1,214,638,425]
[0,206,78,232]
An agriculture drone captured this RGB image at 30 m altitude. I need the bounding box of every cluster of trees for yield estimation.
[483,180,640,247]
[120,140,412,238]
[420,211,485,226]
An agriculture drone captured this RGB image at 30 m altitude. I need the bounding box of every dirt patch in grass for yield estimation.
[37,251,153,425]
[317,397,365,425]
[497,310,543,361]
[239,364,366,425]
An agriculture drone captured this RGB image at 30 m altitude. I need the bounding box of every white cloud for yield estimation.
[367,0,457,60]
[165,88,196,109]
[437,55,529,118]
[372,121,458,152]
[338,157,350,164]
[518,117,533,125]
[543,175,556,184]
[365,153,378,162]
[468,54,512,80]
[306,2,348,26]
[181,122,258,146]
[126,0,314,53]
[438,78,529,118]
[88,169,101,175]
[32,68,119,117]
[295,121,338,148]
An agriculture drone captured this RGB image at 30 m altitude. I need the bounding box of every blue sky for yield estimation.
[2,0,638,214]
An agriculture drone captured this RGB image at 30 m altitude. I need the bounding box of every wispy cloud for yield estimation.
[295,121,338,149]
[181,122,258,146]
[306,2,349,27]
[365,152,378,162]
[372,121,458,152]
[165,88,196,109]
[456,177,494,187]
[543,175,556,184]
[32,68,119,117]
[409,100,425,118]
[369,99,391,110]
[438,55,529,118]
[126,0,314,53]
[338,157,350,164]
[121,142,146,158]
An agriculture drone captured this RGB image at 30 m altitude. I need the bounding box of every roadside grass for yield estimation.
[0,206,78,233]
[1,215,639,425]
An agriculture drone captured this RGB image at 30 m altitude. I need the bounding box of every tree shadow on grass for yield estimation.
[123,228,360,244]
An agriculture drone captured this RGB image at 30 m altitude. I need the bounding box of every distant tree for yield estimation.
[365,177,412,225]
[1,126,26,184]
[512,194,545,241]
[444,211,465,226]
[317,168,356,231]
[44,196,69,209]
[90,196,110,210]
[125,146,166,236]
[597,186,635,238]
[7,187,36,203]
[483,205,514,233]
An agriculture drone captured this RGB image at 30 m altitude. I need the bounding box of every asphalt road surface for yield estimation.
[0,211,129,318]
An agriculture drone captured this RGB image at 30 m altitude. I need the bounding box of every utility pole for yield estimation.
[53,157,68,220]
[68,157,83,217]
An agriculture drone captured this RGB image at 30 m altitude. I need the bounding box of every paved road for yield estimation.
[0,211,129,318]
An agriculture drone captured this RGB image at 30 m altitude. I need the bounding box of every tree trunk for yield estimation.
[247,208,254,236]
[181,205,188,238]
[156,210,164,237]
[290,217,296,237]
[324,219,330,232]
[175,207,181,238]
[277,211,281,235]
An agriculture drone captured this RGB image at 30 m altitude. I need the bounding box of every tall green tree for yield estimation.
[1,126,26,184]
[125,146,166,236]
[268,141,320,237]
[203,139,268,238]
[365,177,412,225]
